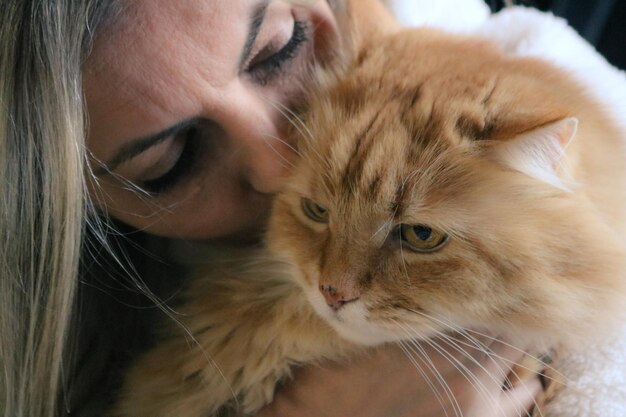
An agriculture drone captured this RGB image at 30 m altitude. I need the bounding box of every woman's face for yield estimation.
[85,0,338,240]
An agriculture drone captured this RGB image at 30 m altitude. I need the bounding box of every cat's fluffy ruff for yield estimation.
[110,248,356,417]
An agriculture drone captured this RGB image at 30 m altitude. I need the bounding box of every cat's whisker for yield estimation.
[259,93,315,144]
[401,342,462,417]
[449,330,564,389]
[457,327,568,384]
[260,133,297,170]
[369,218,393,242]
[400,169,425,195]
[450,327,564,395]
[394,313,539,417]
[405,327,508,417]
[396,339,456,417]
[402,307,568,384]
[396,321,500,400]
[397,318,527,417]
[257,93,332,173]
[392,321,462,417]
[409,332,504,416]
[261,131,302,161]
[422,325,542,417]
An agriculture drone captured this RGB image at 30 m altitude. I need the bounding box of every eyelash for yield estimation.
[141,125,200,195]
[248,21,308,85]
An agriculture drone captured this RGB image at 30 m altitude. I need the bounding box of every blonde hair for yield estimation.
[0,2,117,416]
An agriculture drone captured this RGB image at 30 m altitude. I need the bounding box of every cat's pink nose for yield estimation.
[319,284,360,311]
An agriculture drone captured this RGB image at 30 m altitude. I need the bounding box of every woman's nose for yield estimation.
[240,126,294,194]
[220,90,297,195]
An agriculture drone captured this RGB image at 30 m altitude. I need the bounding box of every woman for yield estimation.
[0,1,541,416]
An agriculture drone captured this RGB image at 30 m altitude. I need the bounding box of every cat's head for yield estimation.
[267,29,626,349]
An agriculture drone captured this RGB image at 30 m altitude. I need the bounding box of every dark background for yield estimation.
[486,0,626,70]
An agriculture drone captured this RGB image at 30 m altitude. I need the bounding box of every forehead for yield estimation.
[300,94,471,217]
[299,30,525,184]
[88,0,247,82]
[83,0,251,157]
[296,45,499,215]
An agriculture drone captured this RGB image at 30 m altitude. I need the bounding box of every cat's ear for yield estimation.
[492,117,578,190]
[336,0,401,51]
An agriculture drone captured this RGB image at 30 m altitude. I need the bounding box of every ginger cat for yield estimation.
[112,3,626,417]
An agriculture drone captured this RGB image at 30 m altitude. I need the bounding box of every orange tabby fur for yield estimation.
[112,5,626,417]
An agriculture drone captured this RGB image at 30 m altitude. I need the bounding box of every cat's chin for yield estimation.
[304,289,400,346]
[322,308,401,346]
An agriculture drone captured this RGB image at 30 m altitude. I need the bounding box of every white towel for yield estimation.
[387,2,626,416]
[385,0,490,32]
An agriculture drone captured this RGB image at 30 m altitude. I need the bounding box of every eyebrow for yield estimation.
[94,118,198,175]
[239,0,270,69]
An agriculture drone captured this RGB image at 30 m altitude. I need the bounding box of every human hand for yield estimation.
[257,334,542,417]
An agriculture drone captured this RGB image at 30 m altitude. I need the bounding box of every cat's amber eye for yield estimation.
[301,198,329,223]
[399,224,449,253]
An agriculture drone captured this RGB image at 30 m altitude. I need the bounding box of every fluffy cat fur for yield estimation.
[112,3,626,416]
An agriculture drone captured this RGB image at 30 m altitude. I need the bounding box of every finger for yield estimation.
[501,376,543,417]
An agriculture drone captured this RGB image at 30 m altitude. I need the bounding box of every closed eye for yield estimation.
[140,124,202,195]
[246,20,308,85]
